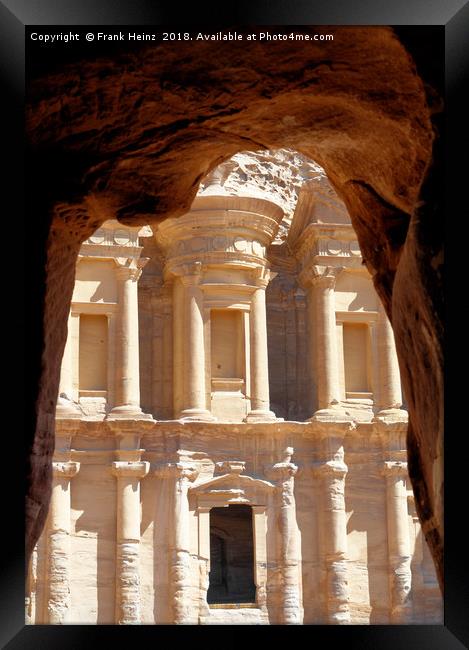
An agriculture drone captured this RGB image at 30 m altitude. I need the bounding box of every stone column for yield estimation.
[69,311,80,401]
[313,459,350,624]
[303,265,344,420]
[245,268,277,422]
[294,288,307,420]
[106,310,117,411]
[251,506,268,612]
[382,460,412,623]
[45,461,80,624]
[373,301,403,415]
[111,459,149,624]
[25,544,38,624]
[178,264,214,420]
[109,260,151,418]
[151,288,164,416]
[56,313,82,417]
[161,283,174,418]
[267,448,302,623]
[196,506,211,622]
[408,492,426,623]
[58,312,74,401]
[172,277,184,417]
[157,459,199,624]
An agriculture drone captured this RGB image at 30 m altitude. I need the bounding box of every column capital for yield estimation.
[381,460,408,477]
[266,447,298,481]
[266,461,298,482]
[111,460,150,479]
[52,461,80,479]
[299,264,343,289]
[115,256,148,279]
[174,261,204,285]
[311,459,348,479]
[154,461,199,482]
[250,266,276,289]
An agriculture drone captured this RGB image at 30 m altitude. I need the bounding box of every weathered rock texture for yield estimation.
[198,148,326,243]
[27,160,444,624]
[25,26,443,591]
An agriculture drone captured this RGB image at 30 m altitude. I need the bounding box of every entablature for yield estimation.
[155,196,285,259]
[82,219,152,249]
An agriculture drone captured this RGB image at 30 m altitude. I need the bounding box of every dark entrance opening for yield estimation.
[207,504,256,605]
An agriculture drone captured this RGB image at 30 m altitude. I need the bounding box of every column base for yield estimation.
[328,611,351,625]
[309,406,354,423]
[177,408,217,422]
[244,409,282,423]
[106,405,154,420]
[372,408,408,424]
[55,396,83,419]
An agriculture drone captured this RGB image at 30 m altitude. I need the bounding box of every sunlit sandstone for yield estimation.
[27,151,442,625]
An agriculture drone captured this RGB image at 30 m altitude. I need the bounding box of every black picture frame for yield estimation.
[4,0,468,647]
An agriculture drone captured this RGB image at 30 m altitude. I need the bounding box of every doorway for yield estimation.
[207,504,256,605]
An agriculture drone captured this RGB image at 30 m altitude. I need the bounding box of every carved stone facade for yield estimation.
[27,150,442,625]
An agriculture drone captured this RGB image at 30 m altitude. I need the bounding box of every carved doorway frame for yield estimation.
[189,464,275,622]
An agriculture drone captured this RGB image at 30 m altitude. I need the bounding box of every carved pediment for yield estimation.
[190,472,275,496]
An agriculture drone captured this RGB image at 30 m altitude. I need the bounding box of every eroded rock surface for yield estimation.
[26,26,443,590]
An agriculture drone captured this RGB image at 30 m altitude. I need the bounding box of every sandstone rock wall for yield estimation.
[26,26,443,593]
[30,423,442,624]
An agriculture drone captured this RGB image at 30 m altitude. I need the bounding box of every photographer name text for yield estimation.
[30,30,334,44]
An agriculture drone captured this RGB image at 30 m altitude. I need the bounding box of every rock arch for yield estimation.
[26,26,443,590]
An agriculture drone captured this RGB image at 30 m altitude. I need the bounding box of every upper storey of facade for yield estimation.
[57,149,407,426]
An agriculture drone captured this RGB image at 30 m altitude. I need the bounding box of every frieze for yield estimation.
[298,238,362,262]
[83,220,152,248]
[166,235,267,260]
[84,228,140,247]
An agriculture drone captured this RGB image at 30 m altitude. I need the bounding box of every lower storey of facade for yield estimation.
[26,419,443,625]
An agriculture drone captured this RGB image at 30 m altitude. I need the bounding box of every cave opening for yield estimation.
[24,27,444,617]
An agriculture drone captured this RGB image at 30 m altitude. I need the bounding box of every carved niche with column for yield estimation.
[155,193,285,422]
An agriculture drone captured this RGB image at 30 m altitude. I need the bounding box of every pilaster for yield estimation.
[177,263,215,421]
[155,457,199,624]
[107,257,152,420]
[300,264,350,421]
[245,267,279,422]
[381,460,412,623]
[111,459,149,624]
[311,453,351,624]
[266,448,302,624]
[372,301,406,421]
[45,461,80,624]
